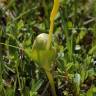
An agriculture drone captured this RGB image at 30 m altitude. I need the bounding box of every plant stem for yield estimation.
[47,21,54,49]
[47,0,59,49]
[44,69,57,96]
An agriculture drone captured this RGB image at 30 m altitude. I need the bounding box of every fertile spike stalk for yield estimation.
[47,0,59,49]
[45,69,57,96]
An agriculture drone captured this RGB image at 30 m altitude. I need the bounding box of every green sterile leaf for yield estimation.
[32,33,48,50]
[31,33,56,67]
[32,48,56,67]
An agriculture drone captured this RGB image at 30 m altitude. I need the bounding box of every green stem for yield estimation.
[47,21,54,49]
[44,69,57,96]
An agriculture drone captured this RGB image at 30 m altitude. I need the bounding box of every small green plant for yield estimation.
[32,33,56,96]
[31,0,59,96]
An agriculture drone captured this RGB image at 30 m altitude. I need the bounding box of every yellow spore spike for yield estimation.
[47,0,59,49]
[50,0,59,21]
